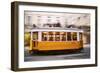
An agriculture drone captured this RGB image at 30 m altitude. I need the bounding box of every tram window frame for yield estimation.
[79,32,83,41]
[32,32,38,40]
[61,32,66,41]
[72,32,77,41]
[42,32,48,41]
[55,32,60,41]
[49,32,54,41]
[67,32,71,41]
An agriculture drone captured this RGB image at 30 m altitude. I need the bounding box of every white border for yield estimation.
[18,5,96,68]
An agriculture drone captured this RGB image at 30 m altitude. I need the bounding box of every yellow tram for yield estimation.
[25,28,83,53]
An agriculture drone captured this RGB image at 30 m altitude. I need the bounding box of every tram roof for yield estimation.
[25,28,83,32]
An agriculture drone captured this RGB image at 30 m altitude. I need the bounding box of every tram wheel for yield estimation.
[29,50,34,55]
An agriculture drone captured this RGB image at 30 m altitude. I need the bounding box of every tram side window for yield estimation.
[49,32,53,41]
[72,32,77,41]
[67,32,71,41]
[33,32,38,40]
[61,32,66,41]
[79,32,83,40]
[55,32,60,41]
[42,32,48,41]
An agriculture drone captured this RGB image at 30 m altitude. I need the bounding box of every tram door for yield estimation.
[33,32,38,48]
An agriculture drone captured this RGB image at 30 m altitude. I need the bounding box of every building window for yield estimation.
[38,16,41,18]
[47,16,51,23]
[72,32,77,41]
[55,32,60,41]
[67,32,71,41]
[47,19,51,22]
[48,16,51,18]
[33,32,38,40]
[42,32,48,41]
[26,16,32,25]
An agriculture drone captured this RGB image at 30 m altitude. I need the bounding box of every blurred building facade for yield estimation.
[24,11,90,45]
